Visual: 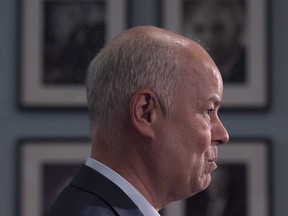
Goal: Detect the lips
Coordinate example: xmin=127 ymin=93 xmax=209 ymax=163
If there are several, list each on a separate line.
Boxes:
xmin=206 ymin=146 xmax=218 ymax=162
xmin=209 ymin=160 xmax=217 ymax=170
xmin=207 ymin=157 xmax=217 ymax=163
xmin=205 ymin=147 xmax=218 ymax=173
xmin=205 ymin=160 xmax=217 ymax=174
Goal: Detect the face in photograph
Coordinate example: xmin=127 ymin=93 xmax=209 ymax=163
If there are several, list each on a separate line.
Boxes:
xmin=44 ymin=2 xmax=105 ymax=85
xmin=183 ymin=1 xmax=246 ymax=83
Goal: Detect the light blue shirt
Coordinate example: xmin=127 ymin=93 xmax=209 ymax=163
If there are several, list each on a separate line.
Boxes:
xmin=85 ymin=158 xmax=161 ymax=216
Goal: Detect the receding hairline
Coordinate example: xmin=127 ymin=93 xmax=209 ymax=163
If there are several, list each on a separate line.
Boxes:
xmin=108 ymin=26 xmax=204 ymax=51
xmin=112 ymin=26 xmax=214 ymax=67
xmin=105 ymin=26 xmax=218 ymax=85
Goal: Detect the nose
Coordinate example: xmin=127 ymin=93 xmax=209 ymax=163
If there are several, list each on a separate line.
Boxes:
xmin=211 ymin=117 xmax=229 ymax=145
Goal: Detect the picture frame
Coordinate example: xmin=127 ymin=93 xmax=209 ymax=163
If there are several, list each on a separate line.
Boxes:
xmin=17 ymin=138 xmax=271 ymax=216
xmin=19 ymin=0 xmax=127 ymax=109
xmin=162 ymin=0 xmax=269 ymax=109
xmin=162 ymin=138 xmax=271 ymax=216
xmin=17 ymin=138 xmax=91 ymax=216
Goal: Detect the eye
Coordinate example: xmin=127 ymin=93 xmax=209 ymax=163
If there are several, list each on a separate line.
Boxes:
xmin=207 ymin=109 xmax=214 ymax=116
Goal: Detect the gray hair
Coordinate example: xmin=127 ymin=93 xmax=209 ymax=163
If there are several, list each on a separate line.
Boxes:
xmin=86 ymin=31 xmax=183 ymax=143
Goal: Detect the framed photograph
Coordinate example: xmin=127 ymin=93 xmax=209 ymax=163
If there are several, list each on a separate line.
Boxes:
xmin=162 ymin=0 xmax=269 ymax=109
xmin=17 ymin=139 xmax=91 ymax=216
xmin=163 ymin=139 xmax=271 ymax=216
xmin=19 ymin=0 xmax=127 ymax=108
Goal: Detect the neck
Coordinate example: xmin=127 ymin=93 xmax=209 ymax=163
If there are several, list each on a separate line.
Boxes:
xmin=91 ymin=140 xmax=166 ymax=210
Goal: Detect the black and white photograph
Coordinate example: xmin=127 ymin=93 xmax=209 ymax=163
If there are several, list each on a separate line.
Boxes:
xmin=44 ymin=1 xmax=106 ymax=85
xmin=182 ymin=1 xmax=246 ymax=83
xmin=19 ymin=0 xmax=126 ymax=108
xmin=162 ymin=0 xmax=268 ymax=109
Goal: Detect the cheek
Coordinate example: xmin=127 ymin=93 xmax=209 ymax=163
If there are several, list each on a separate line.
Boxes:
xmin=190 ymin=126 xmax=212 ymax=154
xmin=184 ymin=154 xmax=210 ymax=193
xmin=181 ymin=114 xmax=211 ymax=141
xmin=167 ymin=115 xmax=211 ymax=164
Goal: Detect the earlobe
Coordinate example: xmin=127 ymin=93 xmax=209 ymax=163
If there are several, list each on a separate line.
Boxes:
xmin=130 ymin=89 xmax=159 ymax=138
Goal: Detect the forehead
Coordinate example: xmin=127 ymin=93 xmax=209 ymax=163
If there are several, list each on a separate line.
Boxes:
xmin=178 ymin=48 xmax=223 ymax=102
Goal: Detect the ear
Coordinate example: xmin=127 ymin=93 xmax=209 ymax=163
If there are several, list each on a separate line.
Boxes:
xmin=130 ymin=89 xmax=160 ymax=139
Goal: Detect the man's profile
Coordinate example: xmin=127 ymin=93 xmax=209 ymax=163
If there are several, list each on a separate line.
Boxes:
xmin=48 ymin=26 xmax=229 ymax=216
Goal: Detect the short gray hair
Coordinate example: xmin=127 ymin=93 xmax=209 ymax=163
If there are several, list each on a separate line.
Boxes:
xmin=86 ymin=32 xmax=183 ymax=143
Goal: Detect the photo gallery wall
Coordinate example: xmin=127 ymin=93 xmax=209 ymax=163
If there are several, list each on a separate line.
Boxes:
xmin=17 ymin=1 xmax=271 ymax=216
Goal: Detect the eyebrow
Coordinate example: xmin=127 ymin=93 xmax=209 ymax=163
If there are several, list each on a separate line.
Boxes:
xmin=207 ymin=95 xmax=221 ymax=107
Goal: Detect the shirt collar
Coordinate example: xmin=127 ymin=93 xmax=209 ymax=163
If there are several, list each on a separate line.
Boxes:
xmin=85 ymin=158 xmax=161 ymax=216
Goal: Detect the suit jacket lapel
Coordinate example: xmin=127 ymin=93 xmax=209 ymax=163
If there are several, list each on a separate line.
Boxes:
xmin=70 ymin=165 xmax=144 ymax=216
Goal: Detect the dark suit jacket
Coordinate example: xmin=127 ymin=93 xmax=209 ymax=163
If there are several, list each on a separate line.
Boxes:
xmin=47 ymin=165 xmax=144 ymax=216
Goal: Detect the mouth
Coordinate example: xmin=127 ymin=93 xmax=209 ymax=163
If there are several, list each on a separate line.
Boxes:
xmin=206 ymin=157 xmax=218 ymax=173
xmin=207 ymin=150 xmax=218 ymax=162
xmin=206 ymin=160 xmax=217 ymax=173
xmin=205 ymin=147 xmax=218 ymax=172
xmin=207 ymin=157 xmax=217 ymax=163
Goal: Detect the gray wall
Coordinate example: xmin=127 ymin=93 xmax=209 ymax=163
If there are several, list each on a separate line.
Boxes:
xmin=0 ymin=0 xmax=287 ymax=215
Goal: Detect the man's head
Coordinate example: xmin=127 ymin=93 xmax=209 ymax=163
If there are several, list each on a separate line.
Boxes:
xmin=86 ymin=26 xmax=185 ymax=142
xmin=86 ymin=26 xmax=229 ymax=208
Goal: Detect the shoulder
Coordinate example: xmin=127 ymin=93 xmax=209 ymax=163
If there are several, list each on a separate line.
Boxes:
xmin=47 ymin=185 xmax=117 ymax=216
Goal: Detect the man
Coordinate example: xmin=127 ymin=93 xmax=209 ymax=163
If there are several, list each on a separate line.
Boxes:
xmin=48 ymin=26 xmax=229 ymax=216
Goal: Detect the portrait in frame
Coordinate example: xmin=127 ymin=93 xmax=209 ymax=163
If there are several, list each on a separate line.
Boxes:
xmin=17 ymin=138 xmax=271 ymax=216
xmin=19 ymin=0 xmax=127 ymax=108
xmin=162 ymin=0 xmax=269 ymax=109
xmin=17 ymin=138 xmax=90 ymax=216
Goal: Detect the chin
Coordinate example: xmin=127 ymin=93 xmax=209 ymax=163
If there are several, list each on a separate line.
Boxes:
xmin=200 ymin=174 xmax=212 ymax=192
xmin=181 ymin=174 xmax=212 ymax=200
xmin=188 ymin=175 xmax=212 ymax=198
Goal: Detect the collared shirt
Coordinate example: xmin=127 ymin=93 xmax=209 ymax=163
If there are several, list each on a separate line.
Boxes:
xmin=85 ymin=158 xmax=161 ymax=216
